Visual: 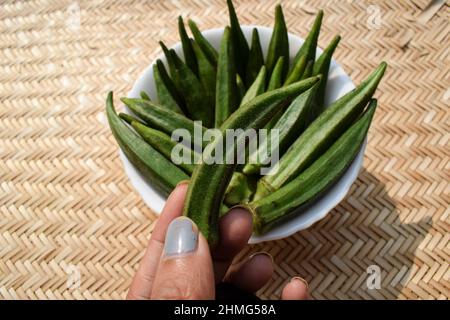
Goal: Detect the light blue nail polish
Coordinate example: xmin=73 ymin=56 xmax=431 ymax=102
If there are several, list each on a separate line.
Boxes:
xmin=164 ymin=217 xmax=198 ymax=257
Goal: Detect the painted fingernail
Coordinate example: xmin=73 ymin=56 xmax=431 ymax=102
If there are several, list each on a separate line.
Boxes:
xmin=164 ymin=217 xmax=198 ymax=257
xmin=176 ymin=179 xmax=190 ymax=187
xmin=249 ymin=251 xmax=274 ymax=264
xmin=290 ymin=276 xmax=309 ymax=289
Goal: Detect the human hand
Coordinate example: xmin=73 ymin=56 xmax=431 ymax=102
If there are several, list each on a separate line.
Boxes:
xmin=127 ymin=182 xmax=310 ymax=300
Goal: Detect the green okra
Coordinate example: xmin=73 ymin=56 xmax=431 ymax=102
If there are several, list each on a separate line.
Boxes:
xmin=245 ymin=28 xmax=264 ymax=87
xmin=183 ymin=75 xmax=321 ymax=246
xmin=301 ymin=60 xmax=314 ymax=80
xmin=140 ymin=91 xmax=151 ymax=101
xmin=159 ymin=42 xmax=178 ymax=78
xmin=263 ymin=107 xmax=285 ymax=131
xmin=284 ymin=55 xmax=307 ymax=86
xmin=243 ymin=81 xmax=320 ymax=175
xmin=215 ymin=27 xmax=239 ymax=127
xmin=131 ymin=121 xmax=198 ymax=174
xmin=311 ymin=35 xmax=341 ymax=119
xmin=266 ymin=4 xmax=289 ymax=80
xmin=188 ymin=19 xmax=218 ymax=66
xmin=119 ymin=112 xmax=146 ymax=126
xmin=248 ymin=99 xmax=378 ymax=234
xmin=106 ymin=92 xmax=188 ymax=196
xmin=289 ymin=10 xmax=323 ymax=78
xmin=224 ymin=172 xmax=255 ymax=206
xmin=227 ymin=0 xmax=249 ymax=80
xmin=153 ymin=59 xmax=184 ymax=114
xmin=178 ymin=16 xmax=198 ymax=75
xmin=169 ymin=48 xmax=214 ymax=127
xmin=254 ymin=62 xmax=387 ymax=200
xmin=191 ymin=39 xmax=216 ymax=112
xmin=236 ymin=74 xmax=246 ymax=103
xmin=267 ymin=56 xmax=285 ymax=91
xmin=121 ymin=97 xmax=208 ymax=147
xmin=240 ymin=65 xmax=266 ymax=107
xmin=123 ymin=115 xmax=254 ymax=207
xmin=126 ymin=117 xmax=248 ymax=206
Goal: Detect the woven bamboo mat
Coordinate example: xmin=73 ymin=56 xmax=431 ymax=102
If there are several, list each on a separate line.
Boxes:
xmin=0 ymin=0 xmax=449 ymax=300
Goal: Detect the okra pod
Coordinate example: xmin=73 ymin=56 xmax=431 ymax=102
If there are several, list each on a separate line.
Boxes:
xmin=243 ymin=82 xmax=320 ymax=175
xmin=153 ymin=59 xmax=185 ymax=114
xmin=106 ymin=92 xmax=188 ymax=196
xmin=215 ymin=27 xmax=239 ymax=127
xmin=283 ymin=55 xmax=307 ymax=86
xmin=301 ymin=60 xmax=314 ymax=80
xmin=188 ymin=19 xmax=218 ymax=66
xmin=266 ymin=5 xmax=289 ymax=80
xmin=240 ymin=65 xmax=266 ymax=107
xmin=236 ymin=74 xmax=246 ymax=104
xmin=131 ymin=121 xmax=198 ymax=174
xmin=169 ymin=48 xmax=215 ymax=127
xmin=119 ymin=112 xmax=146 ymax=126
xmin=227 ymin=0 xmax=249 ymax=80
xmin=245 ymin=28 xmax=264 ymax=87
xmin=140 ymin=91 xmax=151 ymax=101
xmin=128 ymin=117 xmax=248 ymax=206
xmin=183 ymin=76 xmax=321 ymax=246
xmin=121 ymin=97 xmax=207 ymax=147
xmin=254 ymin=62 xmax=387 ymax=200
xmin=267 ymin=56 xmax=285 ymax=91
xmin=178 ymin=16 xmax=198 ymax=75
xmin=191 ymin=39 xmax=216 ymax=113
xmin=311 ymin=35 xmax=341 ymax=118
xmin=248 ymin=99 xmax=378 ymax=234
xmin=289 ymin=10 xmax=323 ymax=78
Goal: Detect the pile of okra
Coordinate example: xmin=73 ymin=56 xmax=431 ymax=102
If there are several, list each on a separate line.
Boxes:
xmin=106 ymin=0 xmax=387 ymax=246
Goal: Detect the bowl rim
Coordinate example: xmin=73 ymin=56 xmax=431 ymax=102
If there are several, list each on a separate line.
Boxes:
xmin=120 ymin=25 xmax=362 ymax=244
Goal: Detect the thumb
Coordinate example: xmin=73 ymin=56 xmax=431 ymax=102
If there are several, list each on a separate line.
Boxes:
xmin=151 ymin=216 xmax=215 ymax=300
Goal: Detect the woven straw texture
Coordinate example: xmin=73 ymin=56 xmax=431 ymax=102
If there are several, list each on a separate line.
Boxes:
xmin=0 ymin=0 xmax=449 ymax=300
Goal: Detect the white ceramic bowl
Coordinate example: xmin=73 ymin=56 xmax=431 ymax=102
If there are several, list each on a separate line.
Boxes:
xmin=120 ymin=26 xmax=363 ymax=244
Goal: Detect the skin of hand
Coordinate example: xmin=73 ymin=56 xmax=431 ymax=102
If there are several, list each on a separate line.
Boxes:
xmin=127 ymin=181 xmax=311 ymax=300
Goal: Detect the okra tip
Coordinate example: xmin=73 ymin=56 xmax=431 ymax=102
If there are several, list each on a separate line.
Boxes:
xmin=332 ymin=35 xmax=341 ymax=45
xmin=119 ymin=96 xmax=131 ymax=105
xmin=106 ymin=91 xmax=113 ymax=104
xmin=372 ymin=61 xmax=388 ymax=80
xmin=187 ymin=18 xmax=197 ymax=30
xmin=119 ymin=112 xmax=133 ymax=124
xmin=316 ymin=9 xmax=324 ymax=20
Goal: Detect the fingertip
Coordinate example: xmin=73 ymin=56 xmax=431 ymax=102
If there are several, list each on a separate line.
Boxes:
xmin=281 ymin=277 xmax=310 ymax=300
xmin=219 ymin=207 xmax=253 ymax=249
xmin=151 ymin=217 xmax=215 ymax=300
xmin=227 ymin=252 xmax=274 ymax=293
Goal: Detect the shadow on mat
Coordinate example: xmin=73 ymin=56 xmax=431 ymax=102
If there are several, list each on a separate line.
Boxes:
xmin=252 ymin=168 xmax=432 ymax=299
